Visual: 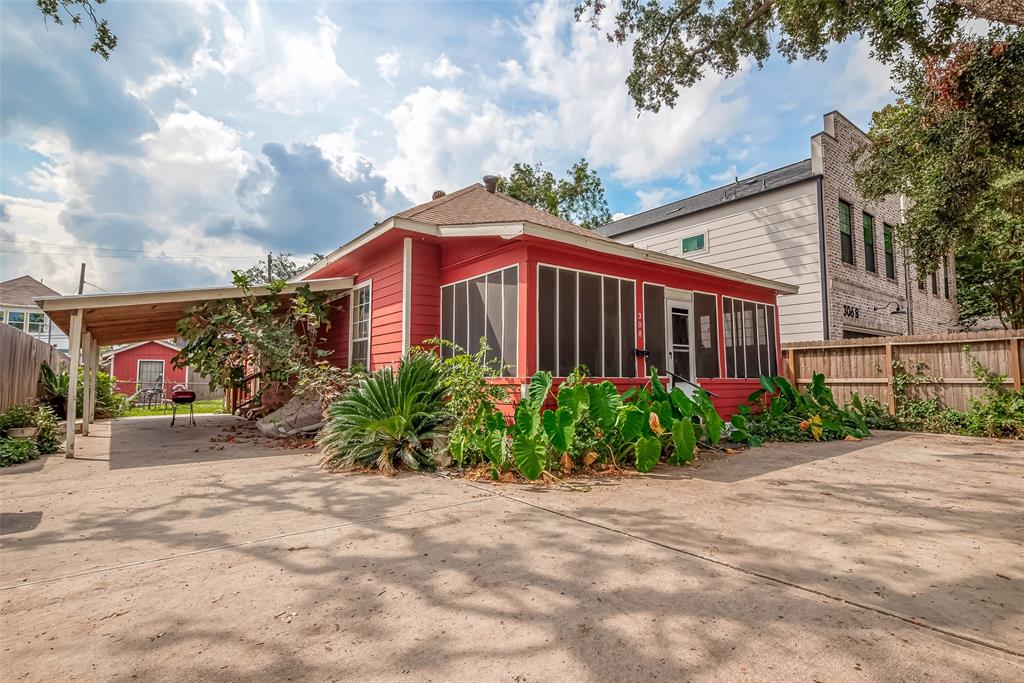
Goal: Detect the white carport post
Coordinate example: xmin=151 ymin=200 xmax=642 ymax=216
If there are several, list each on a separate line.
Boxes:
xmin=81 ymin=332 xmax=93 ymax=436
xmin=65 ymin=309 xmax=83 ymax=458
xmin=90 ymin=343 xmax=100 ymax=424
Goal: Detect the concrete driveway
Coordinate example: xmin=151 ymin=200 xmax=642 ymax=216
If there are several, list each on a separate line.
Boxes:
xmin=1 ymin=415 xmax=1021 ymax=681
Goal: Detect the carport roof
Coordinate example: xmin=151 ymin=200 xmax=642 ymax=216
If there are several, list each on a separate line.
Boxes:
xmin=34 ymin=277 xmax=354 ymax=345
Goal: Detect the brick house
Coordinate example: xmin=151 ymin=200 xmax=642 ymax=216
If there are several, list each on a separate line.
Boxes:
xmin=596 ymin=111 xmax=958 ymax=341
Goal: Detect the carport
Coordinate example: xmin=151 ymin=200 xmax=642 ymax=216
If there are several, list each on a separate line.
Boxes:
xmin=34 ymin=277 xmax=353 ymax=456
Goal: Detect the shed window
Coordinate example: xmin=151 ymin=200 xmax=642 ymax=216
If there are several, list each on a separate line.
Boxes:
xmin=883 ymin=224 xmax=896 ymax=279
xmin=349 ymin=283 xmax=372 ymax=370
xmin=863 ymin=212 xmax=876 ymax=273
xmin=6 ymin=311 xmax=25 ymax=331
xmin=723 ymin=296 xmax=778 ymax=379
xmin=681 ymin=233 xmax=706 ymax=254
xmin=839 ymin=201 xmax=854 ymax=265
xmin=440 ymin=265 xmax=518 ymax=375
xmin=537 ymin=265 xmax=635 ymax=377
xmin=693 ymin=292 xmax=720 ymax=378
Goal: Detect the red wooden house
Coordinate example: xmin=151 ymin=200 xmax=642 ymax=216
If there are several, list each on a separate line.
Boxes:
xmin=104 ymin=340 xmax=187 ymax=399
xmin=303 ymin=177 xmax=797 ymax=418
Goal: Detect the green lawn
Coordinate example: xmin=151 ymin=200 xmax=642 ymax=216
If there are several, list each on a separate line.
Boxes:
xmin=122 ymin=399 xmax=225 ymax=418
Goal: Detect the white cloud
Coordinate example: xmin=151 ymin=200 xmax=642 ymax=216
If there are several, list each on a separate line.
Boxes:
xmin=251 ymin=12 xmax=357 ymax=114
xmin=635 ymin=188 xmax=677 ymax=211
xmin=375 ymin=50 xmax=401 ymax=85
xmin=828 ymin=40 xmax=897 ymax=116
xmin=426 ymin=53 xmax=465 ymax=79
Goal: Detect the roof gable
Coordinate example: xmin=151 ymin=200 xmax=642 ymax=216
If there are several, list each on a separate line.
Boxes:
xmin=0 ymin=275 xmax=60 ymax=306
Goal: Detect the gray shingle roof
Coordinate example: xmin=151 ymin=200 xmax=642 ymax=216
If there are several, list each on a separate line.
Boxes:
xmin=597 ymin=159 xmax=817 ymax=238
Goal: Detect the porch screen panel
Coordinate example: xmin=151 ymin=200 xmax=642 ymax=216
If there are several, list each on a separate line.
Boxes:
xmin=643 ymin=284 xmax=666 ymax=375
xmin=756 ymin=304 xmax=770 ymax=375
xmin=440 ymin=286 xmax=454 ymax=358
xmin=538 ymin=266 xmax=557 ymax=373
xmin=742 ymin=301 xmax=758 ymax=378
xmin=693 ymin=292 xmax=720 ymax=378
xmin=485 ymin=272 xmax=502 ymax=367
xmin=766 ymin=306 xmax=778 ymax=376
xmin=723 ymin=298 xmax=736 ymax=378
xmin=502 ymin=266 xmax=518 ymax=375
xmin=453 ymin=281 xmax=468 ymax=351
xmin=440 ymin=267 xmax=519 ymax=374
xmin=468 ymin=277 xmax=486 ymax=355
xmin=577 ymin=273 xmax=601 ymax=374
xmin=602 ymin=277 xmax=620 ymax=376
xmin=619 ymin=280 xmax=636 ymax=377
xmin=557 ymin=269 xmax=577 ymax=376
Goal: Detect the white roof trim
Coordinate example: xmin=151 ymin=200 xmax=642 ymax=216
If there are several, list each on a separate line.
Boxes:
xmin=102 ymin=339 xmax=181 ymax=359
xmin=35 ymin=276 xmax=355 ymax=312
xmin=293 ymin=217 xmax=438 ymax=281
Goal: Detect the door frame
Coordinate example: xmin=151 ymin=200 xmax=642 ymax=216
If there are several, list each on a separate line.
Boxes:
xmin=665 ymin=298 xmax=696 ymax=391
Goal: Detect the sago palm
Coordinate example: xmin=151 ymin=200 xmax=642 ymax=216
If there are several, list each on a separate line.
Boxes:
xmin=319 ymin=351 xmax=451 ymax=474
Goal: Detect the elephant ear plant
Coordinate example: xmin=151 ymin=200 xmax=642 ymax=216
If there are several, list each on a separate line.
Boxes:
xmin=740 ymin=374 xmax=870 ymax=442
xmin=319 ymin=351 xmax=452 ymax=475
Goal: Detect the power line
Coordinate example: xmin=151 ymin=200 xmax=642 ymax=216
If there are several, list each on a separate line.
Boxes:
xmin=0 ymin=249 xmax=259 ymax=261
xmin=0 ymin=239 xmax=264 ymax=260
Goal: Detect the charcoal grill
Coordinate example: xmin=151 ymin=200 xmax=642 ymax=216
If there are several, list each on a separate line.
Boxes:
xmin=170 ymin=387 xmax=197 ymax=427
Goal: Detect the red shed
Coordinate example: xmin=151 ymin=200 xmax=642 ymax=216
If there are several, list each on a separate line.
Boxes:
xmin=303 ymin=180 xmax=798 ymax=418
xmin=104 ymin=340 xmax=188 ymax=399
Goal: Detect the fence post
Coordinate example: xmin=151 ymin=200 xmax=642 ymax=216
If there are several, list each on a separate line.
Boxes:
xmin=884 ymin=342 xmax=896 ymax=416
xmin=1011 ymin=337 xmax=1022 ymax=390
xmin=787 ymin=348 xmax=798 ymax=386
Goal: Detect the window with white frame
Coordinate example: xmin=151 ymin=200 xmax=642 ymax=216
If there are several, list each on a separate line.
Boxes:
xmin=28 ymin=312 xmax=46 ymax=334
xmin=6 ymin=311 xmax=26 ymax=331
xmin=722 ymin=296 xmax=778 ymax=379
xmin=349 ymin=284 xmax=371 ymax=370
xmin=440 ymin=266 xmax=518 ymax=375
xmin=681 ymin=232 xmax=707 ymax=255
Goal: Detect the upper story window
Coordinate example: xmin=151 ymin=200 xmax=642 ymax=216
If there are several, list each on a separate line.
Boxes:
xmin=681 ymin=233 xmax=707 ymax=255
xmin=931 ymin=271 xmax=938 ymax=295
xmin=883 ymin=224 xmax=896 ymax=280
xmin=6 ymin=311 xmax=26 ymax=331
xmin=942 ymin=256 xmax=950 ymax=299
xmin=349 ymin=283 xmax=372 ymax=370
xmin=838 ymin=200 xmax=854 ymax=264
xmin=862 ymin=212 xmax=876 ymax=273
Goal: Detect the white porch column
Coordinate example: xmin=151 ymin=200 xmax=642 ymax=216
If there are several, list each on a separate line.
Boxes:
xmin=90 ymin=343 xmax=100 ymax=423
xmin=65 ymin=310 xmax=83 ymax=458
xmin=81 ymin=332 xmax=92 ymax=436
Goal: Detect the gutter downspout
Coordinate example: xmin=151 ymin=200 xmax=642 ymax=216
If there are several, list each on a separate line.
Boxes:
xmin=816 ymin=177 xmax=830 ymax=340
xmin=899 ymin=195 xmax=914 ymax=335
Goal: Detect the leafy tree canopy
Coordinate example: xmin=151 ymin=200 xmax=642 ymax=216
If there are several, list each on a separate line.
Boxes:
xmin=576 ymin=0 xmax=1023 ymax=113
xmin=239 ymin=252 xmax=325 ymax=285
xmin=37 ymin=0 xmax=117 ymax=59
xmin=497 ymin=158 xmax=613 ymax=229
xmin=854 ymin=31 xmax=1023 ymax=327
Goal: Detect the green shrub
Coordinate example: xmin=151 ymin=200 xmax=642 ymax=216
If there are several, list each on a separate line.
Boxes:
xmin=0 ymin=404 xmax=62 ymax=455
xmin=319 ymin=351 xmax=452 ymax=474
xmin=39 ymin=362 xmax=129 ymax=419
xmin=0 ymin=438 xmax=40 ymax=467
xmin=847 ymin=393 xmax=902 ymax=430
xmin=740 ymin=374 xmax=871 ymax=443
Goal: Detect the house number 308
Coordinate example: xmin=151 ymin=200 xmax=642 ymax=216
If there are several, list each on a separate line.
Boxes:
xmin=843 ymin=305 xmax=860 ymax=319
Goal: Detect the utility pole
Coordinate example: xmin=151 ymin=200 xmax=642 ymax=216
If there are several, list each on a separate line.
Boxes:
xmin=77 ymin=263 xmax=86 ymax=295
xmin=267 ymin=253 xmax=272 ymax=283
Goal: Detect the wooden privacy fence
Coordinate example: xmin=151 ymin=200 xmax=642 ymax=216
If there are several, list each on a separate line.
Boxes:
xmin=0 ymin=323 xmax=71 ymax=411
xmin=782 ymin=330 xmax=1023 ymax=413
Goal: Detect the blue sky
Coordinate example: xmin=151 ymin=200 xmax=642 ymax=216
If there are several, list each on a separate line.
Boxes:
xmin=0 ymin=0 xmax=896 ymax=294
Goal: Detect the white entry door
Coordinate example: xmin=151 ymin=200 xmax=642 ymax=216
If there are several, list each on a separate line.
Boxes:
xmin=666 ymin=300 xmax=697 ymax=395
